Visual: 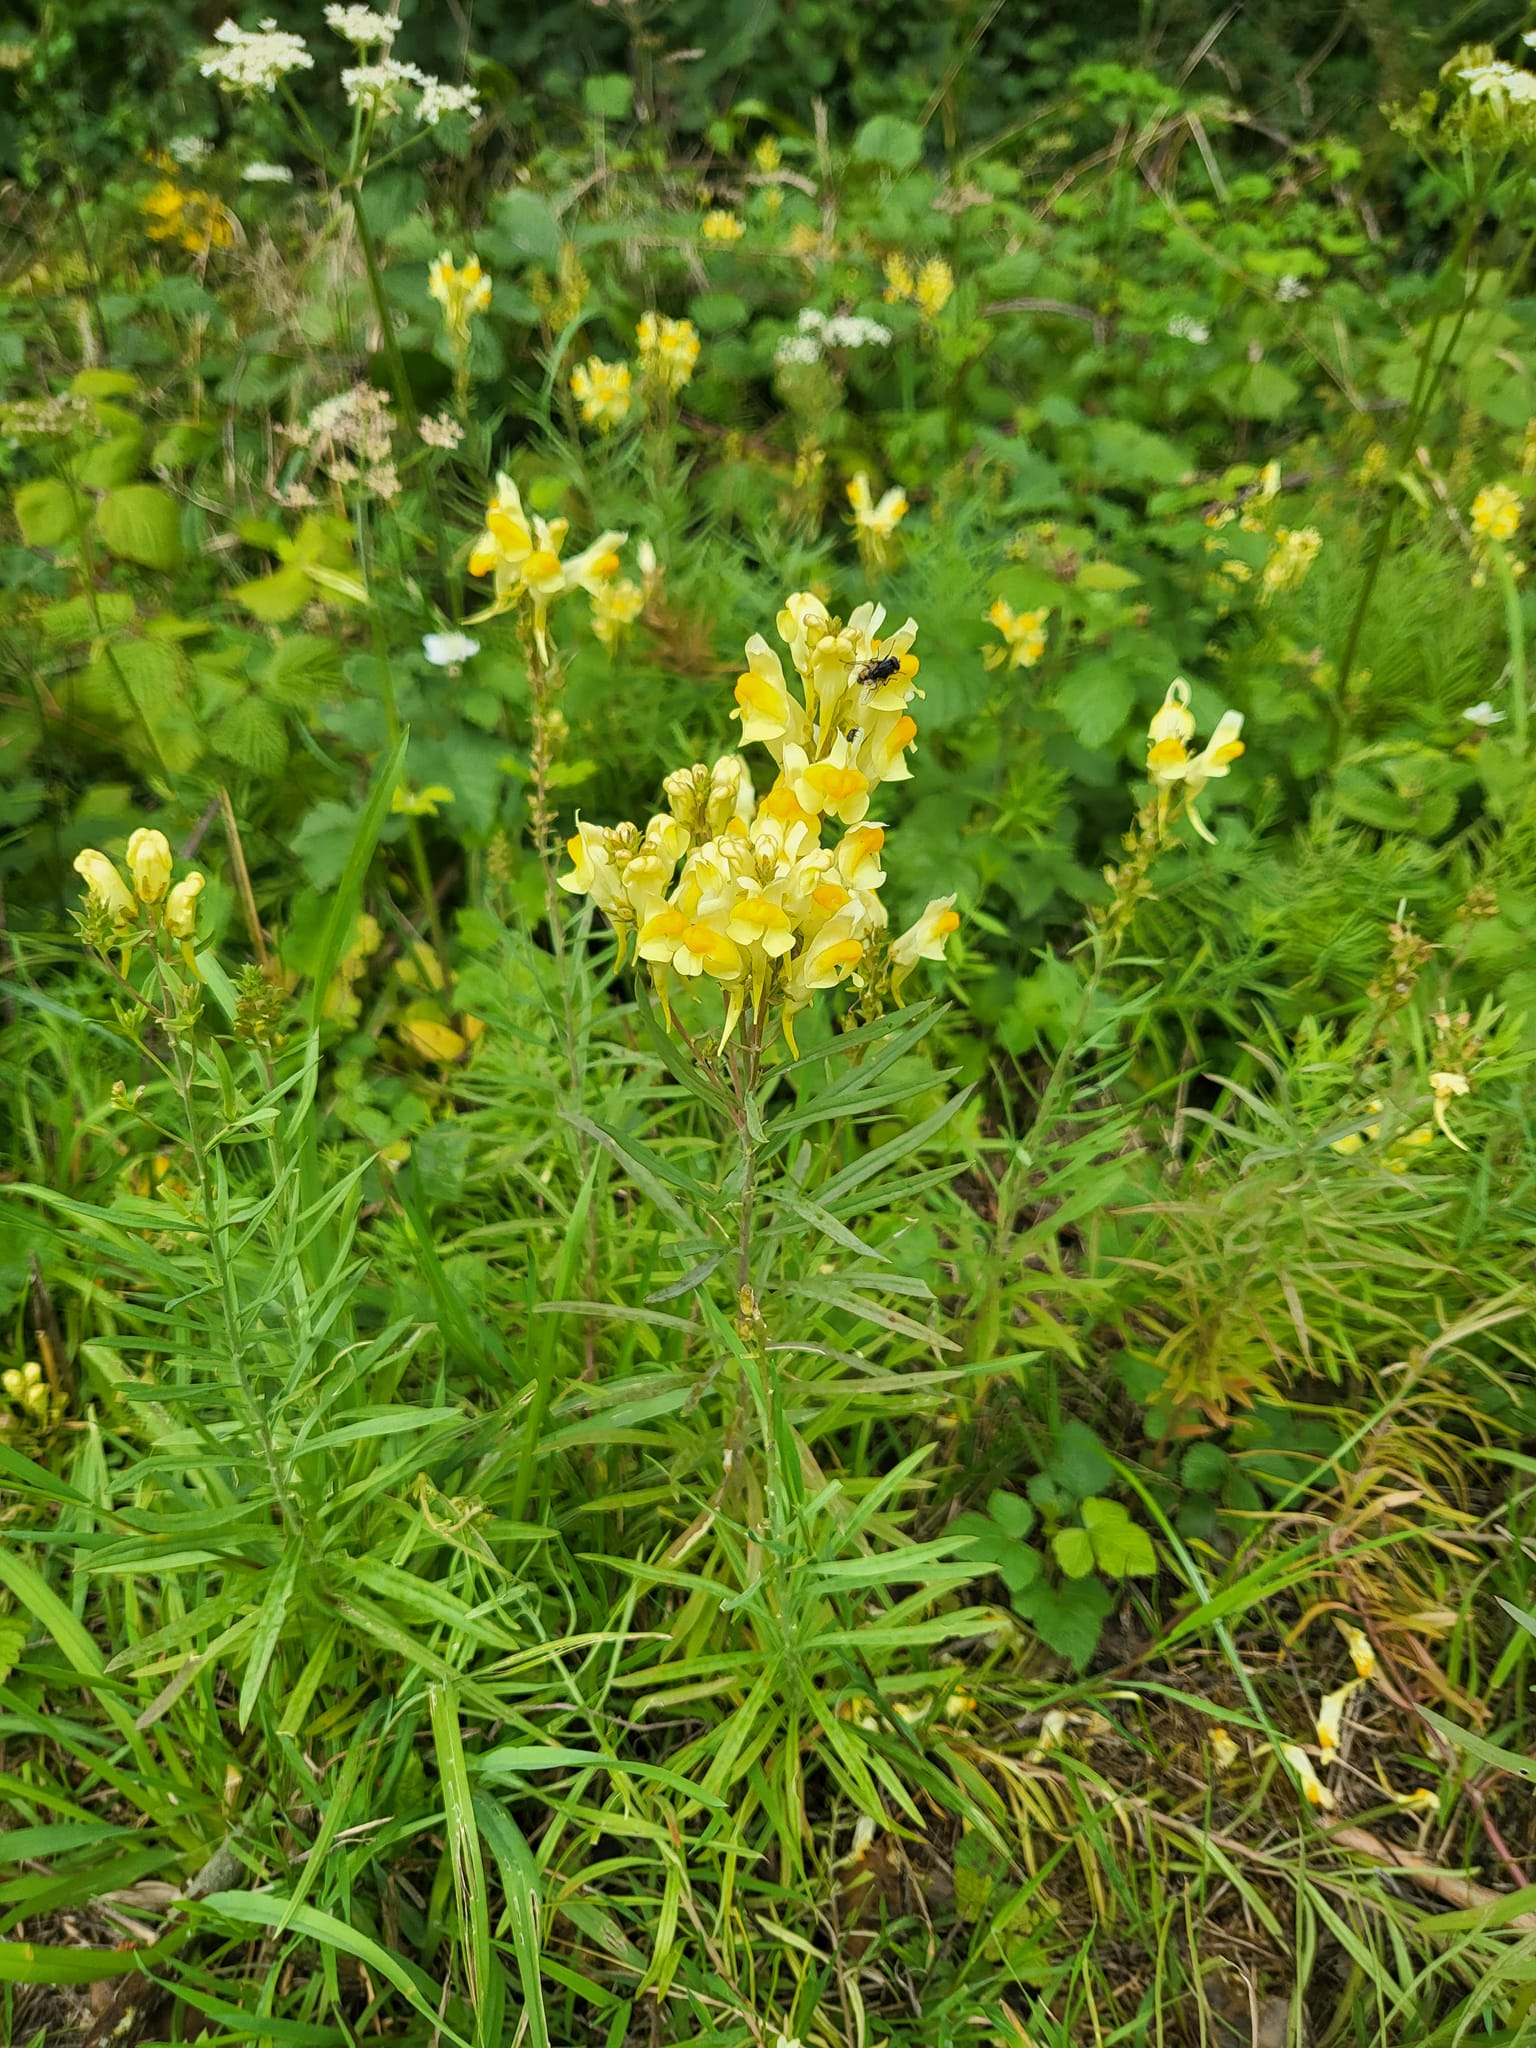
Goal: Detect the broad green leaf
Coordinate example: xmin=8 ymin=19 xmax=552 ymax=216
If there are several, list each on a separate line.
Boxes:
xmin=1052 ymin=1526 xmax=1096 ymax=1579
xmin=853 ymin=114 xmax=923 ymax=172
xmin=14 ymin=478 xmax=83 ymax=547
xmin=232 ymin=564 xmax=313 ymax=622
xmin=76 ymin=429 xmax=145 ymax=490
xmin=95 ymin=483 xmax=184 ymax=569
xmin=1014 ymin=1577 xmax=1112 ymax=1671
xmin=1081 ymin=1496 xmax=1156 ymax=1577
xmin=987 ymin=1489 xmax=1035 ymax=1541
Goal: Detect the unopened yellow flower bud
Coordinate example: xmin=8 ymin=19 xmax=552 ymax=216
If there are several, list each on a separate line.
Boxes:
xmin=164 ymin=871 xmax=205 ymax=940
xmin=126 ymin=827 xmax=174 ymax=905
xmin=73 ymin=848 xmax=136 ymax=923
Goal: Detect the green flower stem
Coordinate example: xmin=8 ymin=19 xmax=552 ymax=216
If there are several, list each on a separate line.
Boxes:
xmin=1490 ymin=538 xmax=1528 ymax=754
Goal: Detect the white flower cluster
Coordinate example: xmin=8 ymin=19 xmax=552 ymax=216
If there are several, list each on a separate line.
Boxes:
xmin=199 ymin=18 xmax=314 ymax=93
xmin=774 ymin=306 xmax=892 ymax=368
xmin=324 ymin=3 xmax=398 ymax=42
xmin=1459 ymin=58 xmax=1536 ymax=103
xmin=341 ymin=58 xmax=479 ymax=125
xmin=242 ymin=160 xmax=294 ymax=183
xmin=1275 ymin=274 xmax=1311 ymax=303
xmin=168 ymin=135 xmax=212 ymax=167
xmin=1167 ymin=313 xmax=1211 ymax=344
xmin=288 ymin=384 xmax=399 ymax=496
xmin=418 ymin=411 xmax=464 ymax=449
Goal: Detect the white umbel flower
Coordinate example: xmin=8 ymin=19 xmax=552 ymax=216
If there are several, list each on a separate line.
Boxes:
xmin=199 ymin=18 xmax=313 ymax=93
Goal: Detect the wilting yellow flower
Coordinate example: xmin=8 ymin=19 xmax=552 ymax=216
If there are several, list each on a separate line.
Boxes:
xmin=569 ymin=356 xmax=633 ymax=430
xmin=427 ymin=252 xmax=491 ymax=344
xmin=847 ymin=472 xmax=908 ymax=568
xmin=126 ymin=828 xmax=173 ymax=905
xmin=890 ymin=895 xmax=960 ymax=1004
xmin=1262 ymin=526 xmax=1322 ymax=599
xmin=73 ymin=849 xmax=136 ymax=924
xmin=1429 ymin=1069 xmax=1470 ymax=1149
xmin=701 ymin=209 xmax=744 ymax=244
xmin=883 ymin=252 xmax=915 ymax=302
xmin=1145 ymin=679 xmax=1244 ymax=842
xmin=1343 ymin=1625 xmax=1376 ymax=1682
xmin=914 ymin=257 xmax=954 ymax=317
xmin=986 ymin=598 xmax=1050 ymax=670
xmin=1315 ymin=1681 xmax=1360 ymax=1760
xmin=636 ymin=312 xmax=700 ymax=394
xmin=164 ymin=872 xmax=206 ymax=940
xmin=1471 ymin=483 xmax=1522 ymax=542
xmin=1278 ymin=1743 xmax=1335 ymax=1811
xmin=1209 ymin=1727 xmax=1241 ymax=1774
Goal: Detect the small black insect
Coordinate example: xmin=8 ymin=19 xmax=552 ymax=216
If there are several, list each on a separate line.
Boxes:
xmin=856 ymin=654 xmax=902 ymax=689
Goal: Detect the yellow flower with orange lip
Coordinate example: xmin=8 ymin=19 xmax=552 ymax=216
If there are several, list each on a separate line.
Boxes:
xmin=889 ymin=895 xmax=960 ymax=1003
xmin=427 ymin=251 xmax=491 ymax=344
xmin=465 ymin=472 xmax=626 ymax=652
xmin=784 ymin=735 xmax=872 ymax=825
xmin=570 ymin=356 xmax=633 ymax=430
xmin=1146 ymin=679 xmax=1245 ymax=842
xmin=636 ymin=312 xmax=700 ymax=393
xmin=846 ymin=472 xmax=909 ymax=567
xmin=986 ymin=598 xmax=1050 ymax=671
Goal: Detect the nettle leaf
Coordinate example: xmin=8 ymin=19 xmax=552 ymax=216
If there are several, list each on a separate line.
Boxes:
xmin=232 ymin=564 xmax=313 ymax=623
xmin=96 ymin=484 xmax=184 ymax=570
xmin=260 ymin=632 xmax=341 ymax=704
xmin=853 ymin=114 xmax=923 ymax=173
xmin=1080 ymin=1496 xmax=1156 ymax=1577
xmin=14 ymin=478 xmax=84 ymax=548
xmin=1058 ymin=658 xmax=1133 ymax=748
xmin=76 ymin=430 xmax=146 ymax=491
xmin=1052 ymin=1526 xmax=1096 ymax=1579
xmin=209 ymin=695 xmax=288 ymax=775
xmin=1014 ymin=1576 xmax=1112 ymax=1672
xmin=987 ymin=1489 xmax=1035 ymax=1541
xmin=38 ymin=592 xmax=136 ymax=641
xmin=1180 ymin=1443 xmax=1229 ymax=1493
xmin=78 ymin=636 xmax=189 ymax=718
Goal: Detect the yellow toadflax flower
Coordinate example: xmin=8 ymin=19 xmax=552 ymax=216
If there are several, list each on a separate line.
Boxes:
xmin=126 ymin=828 xmax=173 ymax=905
xmin=73 ymin=848 xmax=137 ymax=925
xmin=1342 ymin=1625 xmax=1376 ymax=1682
xmin=465 ymin=471 xmax=627 ymax=657
xmin=914 ymin=257 xmax=954 ymax=317
xmin=883 ymin=252 xmax=915 ymax=302
xmin=1145 ymin=679 xmax=1244 ymax=843
xmin=701 ymin=209 xmax=745 ymax=244
xmin=560 ymin=589 xmax=933 ymax=1053
xmin=164 ymin=872 xmax=206 ymax=940
xmin=890 ymin=896 xmax=960 ymax=1005
xmin=1208 ymin=1726 xmax=1241 ymax=1774
xmin=1429 ymin=1069 xmax=1471 ymax=1149
xmin=1471 ymin=483 xmax=1522 ymax=542
xmin=142 ymin=178 xmax=235 ymax=254
xmin=427 ymin=252 xmax=491 ymax=345
xmin=636 ymin=312 xmax=700 ymax=394
xmin=1261 ymin=525 xmax=1323 ymax=600
xmin=986 ymin=598 xmax=1050 ymax=670
xmin=1278 ymin=1743 xmax=1336 ymax=1811
xmin=569 ymin=356 xmax=633 ymax=431
xmin=1315 ymin=1681 xmax=1360 ymax=1761
xmin=846 ymin=472 xmax=909 ymax=571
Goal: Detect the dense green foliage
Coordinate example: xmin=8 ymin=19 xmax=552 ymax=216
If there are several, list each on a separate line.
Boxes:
xmin=4 ymin=5 xmax=1536 ymax=2046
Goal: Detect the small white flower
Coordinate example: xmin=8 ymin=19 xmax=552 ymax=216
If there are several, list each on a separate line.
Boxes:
xmin=823 ymin=314 xmax=892 ymax=348
xmin=168 ymin=135 xmax=212 ymax=167
xmin=1167 ymin=313 xmax=1211 ymax=344
xmin=1462 ymin=700 xmax=1505 ymax=727
xmin=415 ymin=75 xmax=480 ymax=125
xmin=341 ymin=57 xmax=424 ymax=111
xmin=199 ymin=18 xmax=313 ymax=93
xmin=1459 ymin=59 xmax=1536 ymax=103
xmin=324 ymin=3 xmax=398 ymax=43
xmin=797 ymin=308 xmax=826 ymax=334
xmin=423 ymin=630 xmax=481 ymax=668
xmin=1275 ymin=274 xmax=1312 ymax=303
xmin=774 ymin=334 xmax=822 ymax=367
xmin=242 ymin=161 xmax=294 ymax=183
xmin=418 ymin=411 xmax=464 ymax=449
